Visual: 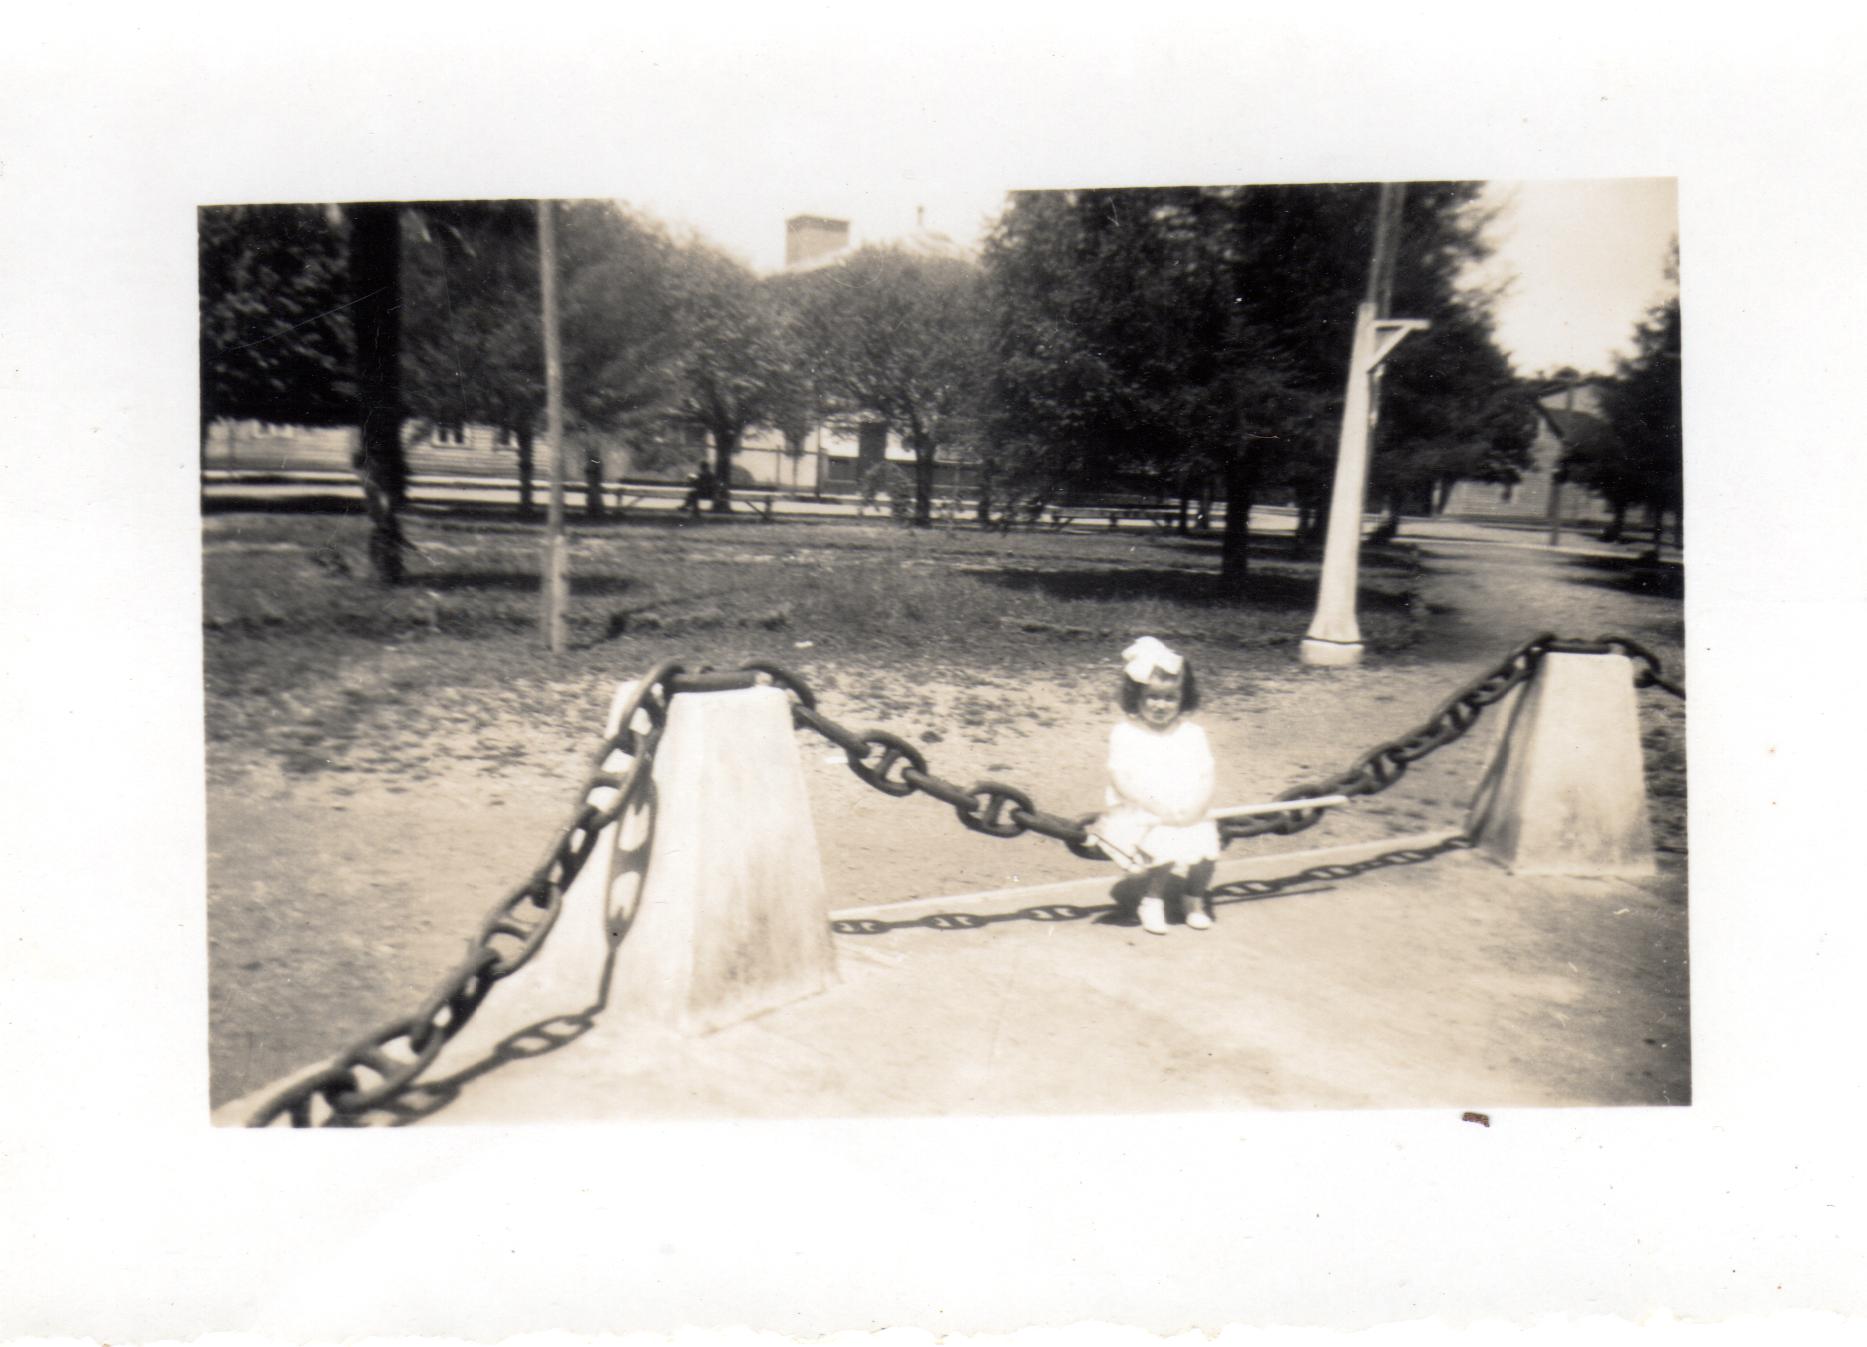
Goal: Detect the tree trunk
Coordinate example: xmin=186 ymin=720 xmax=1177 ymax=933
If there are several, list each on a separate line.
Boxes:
xmin=348 ymin=203 xmax=407 ymax=586
xmin=1219 ymin=446 xmax=1257 ymax=587
xmin=1295 ymin=485 xmax=1323 ymax=554
xmin=912 ymin=434 xmax=937 ymax=528
xmin=975 ymin=459 xmax=996 ymax=528
xmin=1367 ymin=497 xmax=1402 ymax=546
xmin=1177 ymin=491 xmax=1191 ymax=537
xmin=583 ymin=444 xmax=605 ymax=519
xmin=515 ymin=423 xmax=536 ymax=517
xmin=711 ymin=429 xmax=737 ymax=513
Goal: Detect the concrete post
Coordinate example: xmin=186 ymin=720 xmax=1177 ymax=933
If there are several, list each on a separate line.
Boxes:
xmin=1300 ymin=306 xmax=1429 ymax=669
xmin=609 ymin=684 xmax=837 ymax=1033
xmin=1300 ymin=300 xmax=1380 ymax=667
xmin=1467 ymin=653 xmax=1657 ymax=876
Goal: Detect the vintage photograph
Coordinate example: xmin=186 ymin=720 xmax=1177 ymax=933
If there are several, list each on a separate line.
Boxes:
xmin=200 ymin=180 xmax=1688 ymax=1128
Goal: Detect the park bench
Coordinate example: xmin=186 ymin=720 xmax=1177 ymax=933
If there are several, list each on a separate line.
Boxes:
xmin=1044 ymin=500 xmax=1180 ymax=532
xmin=615 ymin=481 xmax=785 ymax=521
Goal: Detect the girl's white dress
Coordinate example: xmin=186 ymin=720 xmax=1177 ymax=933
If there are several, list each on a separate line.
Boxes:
xmin=1096 ymin=717 xmax=1222 ymax=872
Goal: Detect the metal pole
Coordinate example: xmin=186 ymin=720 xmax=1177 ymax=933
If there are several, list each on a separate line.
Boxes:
xmin=1300 ymin=183 xmax=1407 ymax=669
xmin=538 ymin=199 xmax=568 ymax=653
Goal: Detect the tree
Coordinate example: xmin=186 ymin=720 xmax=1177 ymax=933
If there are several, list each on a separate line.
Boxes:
xmin=984 ymin=185 xmax=1370 ymax=580
xmin=796 ymin=244 xmax=990 ymax=527
xmin=1368 ymin=184 xmax=1536 ymax=527
xmin=1592 ymin=257 xmax=1683 ymax=547
xmin=200 ymin=200 xmax=412 ymax=584
xmin=666 ymin=240 xmax=797 ymax=514
xmin=556 ymin=204 xmax=689 ymax=514
xmin=401 ymin=200 xmax=685 ymax=520
xmin=344 ymin=203 xmax=410 ymax=584
xmin=198 ymin=204 xmax=355 ymax=444
xmin=985 ymin=189 xmax=1193 ymax=491
xmin=401 ymin=203 xmax=546 ymax=512
xmin=984 ymin=182 xmax=1530 ymax=580
xmin=205 ymin=198 xmax=689 ymax=575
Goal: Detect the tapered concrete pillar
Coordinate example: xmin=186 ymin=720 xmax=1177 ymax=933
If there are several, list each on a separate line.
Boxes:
xmin=609 ymin=684 xmax=836 ymax=1033
xmin=1467 ymin=653 xmax=1657 ymax=876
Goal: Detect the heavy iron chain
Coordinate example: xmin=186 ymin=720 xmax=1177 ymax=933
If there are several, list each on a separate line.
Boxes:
xmin=755 ymin=632 xmax=1684 ymax=854
xmin=747 ymin=661 xmax=1111 ymax=862
xmin=1210 ymin=632 xmax=1682 ymax=844
xmin=245 ymin=661 xmax=692 ymax=1128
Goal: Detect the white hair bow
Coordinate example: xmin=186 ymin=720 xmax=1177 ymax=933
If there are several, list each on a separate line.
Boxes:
xmin=1122 ymin=636 xmax=1183 ymax=682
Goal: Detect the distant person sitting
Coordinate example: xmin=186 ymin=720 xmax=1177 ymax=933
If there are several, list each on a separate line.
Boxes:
xmin=682 ymin=463 xmax=718 ymax=516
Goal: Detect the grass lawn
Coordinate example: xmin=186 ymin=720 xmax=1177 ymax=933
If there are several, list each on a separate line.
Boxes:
xmin=203 ymin=507 xmax=1424 ymax=775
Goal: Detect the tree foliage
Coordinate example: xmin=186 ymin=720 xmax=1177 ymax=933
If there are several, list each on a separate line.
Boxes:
xmin=1371 ymin=184 xmax=1538 ymax=518
xmin=1584 ymin=251 xmax=1683 ymax=539
xmin=198 ymin=204 xmax=355 ymax=433
xmin=792 ymin=244 xmax=989 ymax=526
xmin=664 ymin=239 xmax=804 ymax=512
xmin=401 ymin=200 xmax=686 ymax=515
xmin=983 ymin=182 xmax=1534 ymax=579
xmin=985 ymin=185 xmax=1362 ymax=577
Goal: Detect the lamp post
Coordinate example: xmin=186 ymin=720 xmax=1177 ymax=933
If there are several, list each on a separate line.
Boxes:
xmin=1299 ymin=184 xmax=1427 ymax=668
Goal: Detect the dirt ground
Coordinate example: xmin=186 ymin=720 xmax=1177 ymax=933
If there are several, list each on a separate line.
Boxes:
xmin=205 ymin=533 xmax=1686 ymax=1107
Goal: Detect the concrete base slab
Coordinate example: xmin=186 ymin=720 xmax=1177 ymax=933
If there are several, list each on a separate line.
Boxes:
xmin=1298 ymin=638 xmax=1365 ymax=668
xmin=254 ymin=830 xmax=1686 ymax=1125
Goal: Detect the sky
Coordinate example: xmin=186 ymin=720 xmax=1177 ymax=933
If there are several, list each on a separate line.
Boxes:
xmin=631 ymin=175 xmax=1677 ymax=382
xmin=1472 ymin=178 xmax=1679 ymax=377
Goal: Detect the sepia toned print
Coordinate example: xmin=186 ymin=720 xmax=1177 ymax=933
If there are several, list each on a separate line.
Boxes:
xmin=200 ymin=182 xmax=1685 ymax=1126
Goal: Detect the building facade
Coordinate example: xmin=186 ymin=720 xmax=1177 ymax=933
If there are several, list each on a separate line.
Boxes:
xmin=1439 ymin=382 xmax=1615 ymax=525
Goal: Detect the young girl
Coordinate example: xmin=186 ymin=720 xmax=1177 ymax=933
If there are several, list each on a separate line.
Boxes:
xmin=1093 ymin=636 xmax=1221 ymax=935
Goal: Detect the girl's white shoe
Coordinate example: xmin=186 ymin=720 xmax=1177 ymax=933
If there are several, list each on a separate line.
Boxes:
xmin=1139 ymin=896 xmax=1168 ymax=935
xmin=1184 ymin=896 xmax=1212 ymax=930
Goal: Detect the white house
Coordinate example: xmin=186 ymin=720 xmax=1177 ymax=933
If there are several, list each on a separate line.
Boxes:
xmin=1439 ymin=381 xmax=1615 ymax=525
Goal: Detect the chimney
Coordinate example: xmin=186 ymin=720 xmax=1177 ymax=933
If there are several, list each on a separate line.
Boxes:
xmin=785 ymin=214 xmax=850 ymax=268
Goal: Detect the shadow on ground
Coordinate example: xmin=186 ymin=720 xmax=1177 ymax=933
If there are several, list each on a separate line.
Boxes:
xmin=1558 ymin=553 xmax=1685 ymax=601
xmin=982 ymin=565 xmax=1414 ymax=613
xmin=419 ymin=571 xmax=640 ymax=597
xmin=830 ymin=836 xmax=1471 ymax=936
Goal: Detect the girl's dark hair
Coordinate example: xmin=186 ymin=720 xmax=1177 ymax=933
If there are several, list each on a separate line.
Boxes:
xmin=1118 ymin=662 xmax=1200 ymax=716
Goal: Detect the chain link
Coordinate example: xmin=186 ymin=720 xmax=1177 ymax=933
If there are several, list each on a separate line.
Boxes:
xmin=245 ymin=660 xmax=688 ymax=1127
xmin=760 ymin=632 xmax=1684 ymax=854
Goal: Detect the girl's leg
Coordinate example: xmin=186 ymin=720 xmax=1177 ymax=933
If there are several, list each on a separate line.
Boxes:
xmin=1182 ymin=860 xmax=1215 ymax=929
xmin=1138 ymin=866 xmax=1171 ymax=935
